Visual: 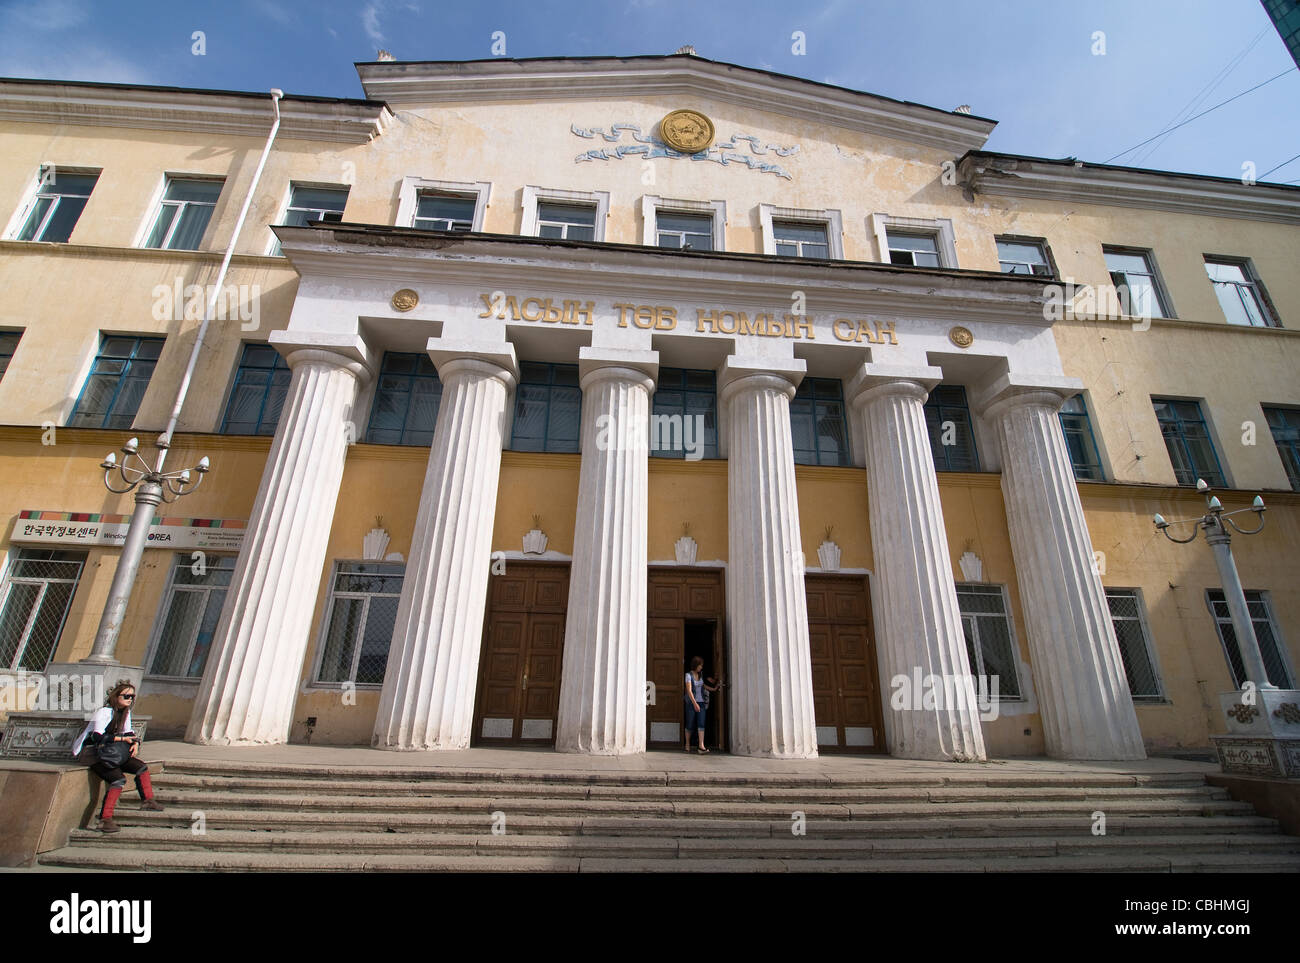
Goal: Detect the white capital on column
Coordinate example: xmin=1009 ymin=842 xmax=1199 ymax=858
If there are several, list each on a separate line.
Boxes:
xmin=556 ymin=347 xmax=657 ymax=754
xmin=187 ymin=333 xmax=373 ymax=745
xmin=848 ymin=364 xmax=986 ymax=761
xmin=977 ymin=375 xmax=1145 ymax=760
xmin=720 ymin=359 xmax=817 ymax=758
xmin=373 ymin=341 xmax=517 ymax=750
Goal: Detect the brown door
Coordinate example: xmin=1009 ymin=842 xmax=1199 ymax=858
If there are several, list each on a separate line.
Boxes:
xmin=648 ymin=617 xmax=684 ymax=747
xmin=806 ymin=574 xmax=885 ymax=753
xmin=474 ymin=563 xmax=569 ymax=745
xmin=646 ymin=568 xmax=726 ymax=750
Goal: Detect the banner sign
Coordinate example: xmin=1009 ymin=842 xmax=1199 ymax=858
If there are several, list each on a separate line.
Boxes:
xmin=14 ymin=510 xmax=246 ymax=551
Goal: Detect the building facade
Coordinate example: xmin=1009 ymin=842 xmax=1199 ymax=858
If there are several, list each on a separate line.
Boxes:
xmin=0 ymin=55 xmax=1297 ymax=760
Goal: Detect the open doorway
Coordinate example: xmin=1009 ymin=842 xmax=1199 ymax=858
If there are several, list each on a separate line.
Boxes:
xmin=646 ymin=568 xmax=727 ymax=751
xmin=684 ymin=619 xmax=725 ymax=751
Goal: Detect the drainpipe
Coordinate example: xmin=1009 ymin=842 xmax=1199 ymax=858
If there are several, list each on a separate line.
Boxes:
xmin=84 ymin=89 xmax=285 ymax=665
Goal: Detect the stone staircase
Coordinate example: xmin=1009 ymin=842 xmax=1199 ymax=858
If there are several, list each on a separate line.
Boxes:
xmin=38 ymin=759 xmax=1300 ymax=872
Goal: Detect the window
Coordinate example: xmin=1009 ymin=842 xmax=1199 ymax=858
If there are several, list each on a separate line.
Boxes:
xmin=790 ymin=377 xmax=849 ymax=466
xmin=521 ymin=186 xmax=608 ymax=242
xmin=396 ymin=177 xmax=490 ymax=232
xmin=1103 ymin=247 xmax=1171 ymax=319
xmin=1104 ymin=589 xmax=1163 ymax=700
xmin=510 ymin=362 xmax=580 ymax=452
xmin=414 ymin=192 xmax=476 ymax=232
xmin=315 ymin=562 xmax=405 ymax=685
xmin=956 ymin=584 xmax=1021 ymax=700
xmin=1263 ymin=406 xmax=1300 ymax=491
xmin=1207 ymin=589 xmax=1294 ymax=689
xmin=1204 ymin=257 xmax=1277 ymax=327
xmin=1152 ymin=398 xmax=1225 ymax=487
xmin=14 ymin=170 xmax=99 ymax=243
xmin=760 ymin=205 xmax=843 ymax=259
xmin=656 ymin=213 xmax=714 ymax=251
xmin=924 ymin=385 xmax=980 ymax=472
xmin=69 ymin=336 xmax=164 ymax=429
xmin=652 ymin=368 xmax=718 ymax=459
xmin=996 ymin=238 xmax=1052 ymax=276
xmin=1059 ymin=394 xmax=1104 ymax=481
xmin=0 ymin=549 xmax=86 ymax=671
xmin=271 ymin=184 xmax=348 ymax=254
xmin=144 ymin=177 xmax=223 ymax=250
xmin=0 ymin=331 xmax=20 ymax=381
xmin=870 ymin=214 xmax=957 ymax=268
xmin=221 ymin=344 xmax=290 ymax=436
xmin=641 ymin=197 xmax=725 ymax=251
xmin=886 ymin=231 xmax=941 ymax=267
xmin=147 ymin=554 xmax=236 ymax=678
xmin=366 ymin=352 xmax=443 ymax=446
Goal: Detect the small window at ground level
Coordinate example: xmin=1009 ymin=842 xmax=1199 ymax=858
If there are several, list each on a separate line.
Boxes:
xmin=956 ymin=584 xmax=1021 ymax=700
xmin=1104 ymin=589 xmax=1163 ymax=699
xmin=1207 ymin=589 xmax=1294 ymax=689
xmin=316 ymin=562 xmax=405 ymax=685
xmin=0 ymin=549 xmax=87 ymax=671
xmin=147 ymin=554 xmax=237 ymax=678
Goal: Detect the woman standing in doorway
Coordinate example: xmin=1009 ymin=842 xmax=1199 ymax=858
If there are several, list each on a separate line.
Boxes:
xmin=72 ymin=680 xmax=163 ymax=833
xmin=684 ymin=656 xmax=710 ymax=753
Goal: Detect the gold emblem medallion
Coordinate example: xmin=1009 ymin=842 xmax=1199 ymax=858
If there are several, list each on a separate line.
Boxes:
xmin=391 ymin=289 xmax=419 ymax=312
xmin=660 ymin=109 xmax=715 ymax=154
xmin=948 ymin=326 xmax=974 ymax=348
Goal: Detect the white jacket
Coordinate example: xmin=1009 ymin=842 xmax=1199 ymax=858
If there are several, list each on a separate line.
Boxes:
xmin=72 ymin=706 xmax=132 ymax=757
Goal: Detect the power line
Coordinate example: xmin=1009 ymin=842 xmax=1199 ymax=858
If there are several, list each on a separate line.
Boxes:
xmin=1259 ymin=151 xmax=1300 ymax=180
xmin=1102 ymin=67 xmax=1297 ymax=165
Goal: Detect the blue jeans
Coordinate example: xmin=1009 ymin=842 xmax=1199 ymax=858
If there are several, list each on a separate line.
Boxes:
xmin=684 ymin=702 xmax=706 ymax=736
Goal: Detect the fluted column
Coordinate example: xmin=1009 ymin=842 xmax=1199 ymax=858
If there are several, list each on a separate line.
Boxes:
xmin=373 ymin=341 xmax=518 ymax=750
xmin=556 ymin=347 xmax=657 ymax=754
xmin=977 ymin=376 xmax=1145 ymax=760
xmin=721 ymin=359 xmax=817 ymax=758
xmin=848 ymin=364 xmax=986 ymax=761
xmin=187 ymin=333 xmax=373 ymax=745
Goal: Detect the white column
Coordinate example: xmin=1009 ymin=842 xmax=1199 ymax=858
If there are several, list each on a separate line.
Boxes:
xmin=555 ymin=347 xmax=657 ymax=754
xmin=373 ymin=341 xmax=518 ymax=750
xmin=187 ymin=333 xmax=373 ymax=745
xmin=720 ymin=359 xmax=817 ymax=758
xmin=977 ymin=375 xmax=1145 ymax=760
xmin=848 ymin=364 xmax=987 ymax=761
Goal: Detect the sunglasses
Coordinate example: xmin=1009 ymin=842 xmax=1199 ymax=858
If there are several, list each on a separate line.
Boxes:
xmin=119 ymin=693 xmax=136 ymax=701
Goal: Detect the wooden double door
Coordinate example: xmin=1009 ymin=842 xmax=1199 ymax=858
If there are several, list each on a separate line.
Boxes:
xmin=806 ymin=574 xmax=885 ymax=753
xmin=646 ymin=568 xmax=727 ymax=750
xmin=473 ymin=563 xmax=569 ymax=746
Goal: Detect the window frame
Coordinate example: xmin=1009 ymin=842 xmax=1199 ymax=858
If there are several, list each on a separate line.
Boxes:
xmin=0 ymin=330 xmax=22 ymax=383
xmin=1102 ymin=245 xmax=1174 ymax=320
xmin=1058 ymin=393 xmax=1105 ymax=481
xmin=652 ymin=367 xmax=719 ymax=460
xmin=1104 ymin=587 xmax=1166 ymax=701
xmin=144 ymin=553 xmax=238 ymax=681
xmin=396 ymin=177 xmax=491 ymax=233
xmin=1205 ymin=588 xmax=1295 ymax=689
xmin=790 ymin=376 xmax=851 ymax=466
xmin=995 ymin=234 xmax=1057 ymax=277
xmin=268 ymin=182 xmax=350 ymax=255
xmin=509 ymin=362 xmax=582 ymax=453
xmin=309 ymin=560 xmax=406 ymax=688
xmin=924 ymin=384 xmax=981 ymax=472
xmin=870 ymin=213 xmax=958 ymax=269
xmin=6 ymin=166 xmax=101 ymax=244
xmin=759 ymin=204 xmax=844 ymax=259
xmin=220 ymin=343 xmax=292 ymax=436
xmin=68 ymin=335 xmax=165 ymax=430
xmin=1202 ymin=255 xmax=1279 ymax=328
xmin=0 ymin=549 xmax=87 ymax=672
xmin=365 ymin=351 xmax=444 ymax=447
xmin=1261 ymin=405 xmax=1300 ymax=492
xmin=138 ymin=174 xmax=225 ymax=251
xmin=640 ymin=196 xmax=726 ymax=251
xmin=521 ymin=186 xmax=609 ymax=242
xmin=954 ymin=582 xmax=1022 ymax=702
xmin=1151 ymin=396 xmax=1227 ymax=487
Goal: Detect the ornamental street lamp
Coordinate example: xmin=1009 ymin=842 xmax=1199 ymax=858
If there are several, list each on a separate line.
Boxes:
xmin=1153 ymin=478 xmax=1272 ymax=689
xmin=83 ymin=436 xmax=210 ymax=664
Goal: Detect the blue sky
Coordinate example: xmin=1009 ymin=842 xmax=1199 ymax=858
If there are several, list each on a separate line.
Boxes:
xmin=2 ymin=0 xmax=1297 ymax=183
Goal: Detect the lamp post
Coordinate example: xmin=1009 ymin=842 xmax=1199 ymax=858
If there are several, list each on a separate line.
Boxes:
xmin=83 ymin=436 xmax=210 ymax=664
xmin=1153 ymin=478 xmax=1271 ymax=689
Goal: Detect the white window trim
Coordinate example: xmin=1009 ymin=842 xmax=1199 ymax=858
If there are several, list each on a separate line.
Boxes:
xmin=521 ymin=185 xmax=609 ymax=242
xmin=955 ymin=582 xmax=1022 ymax=702
xmin=4 ymin=164 xmax=101 ymax=241
xmin=396 ymin=177 xmax=491 ymax=232
xmin=133 ymin=173 xmax=225 ymax=250
xmin=759 ymin=204 xmax=843 ymax=259
xmin=143 ymin=553 xmax=237 ymax=681
xmin=307 ymin=559 xmax=406 ymax=689
xmin=267 ymin=181 xmax=351 ymax=255
xmin=1103 ymin=587 xmax=1167 ymax=701
xmin=640 ymin=195 xmax=726 ymax=251
xmin=870 ymin=213 xmax=958 ymax=268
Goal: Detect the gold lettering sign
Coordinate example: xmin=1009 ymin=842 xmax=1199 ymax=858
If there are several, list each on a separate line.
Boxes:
xmin=660 ymin=109 xmax=714 ymax=154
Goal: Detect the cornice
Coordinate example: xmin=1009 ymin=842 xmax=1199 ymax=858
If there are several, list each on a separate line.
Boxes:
xmin=1054 ymin=314 xmax=1298 ymax=339
xmin=959 ymin=152 xmax=1300 ymax=225
xmin=0 ymin=239 xmax=294 ymax=270
xmin=0 ymin=80 xmax=392 ymax=145
xmin=356 ymin=56 xmax=995 ymax=154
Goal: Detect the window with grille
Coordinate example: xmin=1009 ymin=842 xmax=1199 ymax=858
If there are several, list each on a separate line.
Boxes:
xmin=510 ymin=362 xmax=580 ymax=452
xmin=315 ymin=562 xmax=405 ymax=685
xmin=15 ymin=170 xmax=99 ymax=243
xmin=1152 ymin=398 xmax=1225 ymax=487
xmin=144 ymin=177 xmax=223 ymax=250
xmin=414 ymin=191 xmax=476 ymax=232
xmin=1104 ymin=589 xmax=1163 ymax=699
xmin=221 ymin=344 xmax=290 ymax=435
xmin=1207 ymin=589 xmax=1294 ymax=689
xmin=147 ymin=554 xmax=236 ymax=678
xmin=1059 ymin=394 xmax=1104 ymax=481
xmin=0 ymin=549 xmax=87 ymax=671
xmin=1263 ymin=406 xmax=1300 ymax=491
xmin=956 ymin=584 xmax=1020 ymax=699
xmin=271 ymin=184 xmax=348 ymax=254
xmin=0 ymin=331 xmax=20 ymax=382
xmin=924 ymin=385 xmax=980 ymax=471
xmin=366 ymin=352 xmax=443 ymax=446
xmin=652 ymin=368 xmax=718 ymax=459
xmin=69 ymin=335 xmax=164 ymax=429
xmin=790 ymin=377 xmax=850 ymax=466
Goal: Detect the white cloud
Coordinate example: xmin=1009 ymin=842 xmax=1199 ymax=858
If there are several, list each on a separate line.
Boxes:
xmin=256 ymin=1 xmax=294 ymax=26
xmin=4 ymin=0 xmax=89 ymax=32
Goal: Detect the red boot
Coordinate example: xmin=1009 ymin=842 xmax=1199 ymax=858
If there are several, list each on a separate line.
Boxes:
xmin=100 ymin=786 xmax=123 ymax=833
xmin=136 ymin=769 xmax=163 ymax=811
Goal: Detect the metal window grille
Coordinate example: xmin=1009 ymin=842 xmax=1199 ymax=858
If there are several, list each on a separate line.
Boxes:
xmin=0 ymin=549 xmax=87 ymax=671
xmin=1104 ymin=589 xmax=1162 ymax=699
xmin=1207 ymin=589 xmax=1294 ymax=688
xmin=955 ymin=583 xmax=1021 ymax=699
xmin=147 ymin=554 xmax=237 ymax=678
xmin=315 ymin=562 xmax=405 ymax=685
